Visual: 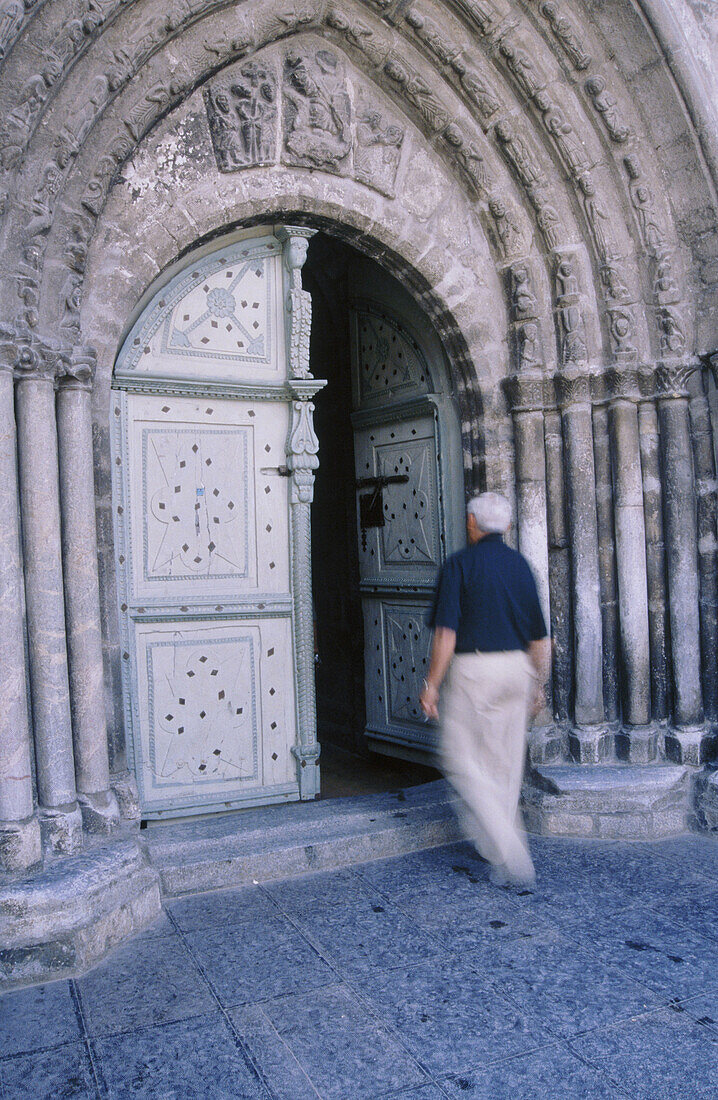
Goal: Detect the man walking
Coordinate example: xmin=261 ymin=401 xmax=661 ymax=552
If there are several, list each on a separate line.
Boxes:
xmin=419 ymin=492 xmax=551 ymax=886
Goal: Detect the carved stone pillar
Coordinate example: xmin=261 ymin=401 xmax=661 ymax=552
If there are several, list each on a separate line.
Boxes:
xmin=591 ymin=402 xmax=620 ymax=725
xmin=57 ymin=347 xmax=119 ymax=833
xmin=0 ymin=329 xmax=41 ymax=870
xmin=655 ymin=363 xmax=708 ymax=762
xmin=556 ymin=367 xmax=609 ymax=761
xmin=606 ymin=367 xmax=654 ymax=759
xmin=505 ymin=366 xmax=558 ymax=760
xmin=15 ymin=337 xmax=83 ymax=854
xmin=544 ymin=409 xmax=572 ymax=730
xmin=637 ymin=392 xmax=669 ymax=723
xmin=690 ymin=370 xmax=718 ymax=724
xmin=278 ymin=226 xmax=326 ymax=797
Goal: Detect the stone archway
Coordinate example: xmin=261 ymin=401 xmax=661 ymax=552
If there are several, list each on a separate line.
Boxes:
xmin=0 ymin=0 xmax=716 ymax=889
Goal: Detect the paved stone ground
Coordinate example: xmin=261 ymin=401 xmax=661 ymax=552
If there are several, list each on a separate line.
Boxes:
xmin=1 ymin=834 xmax=718 ymax=1099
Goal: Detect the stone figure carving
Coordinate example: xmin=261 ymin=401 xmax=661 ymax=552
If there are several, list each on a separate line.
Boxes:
xmin=600 ymin=264 xmax=629 ymax=301
xmin=559 ymin=304 xmax=587 ymax=363
xmin=585 ymin=76 xmax=630 ymax=143
xmin=607 ymin=308 xmax=636 ymax=357
xmin=443 ymin=123 xmax=490 ymax=193
xmin=383 ymin=55 xmax=448 ymax=132
xmin=488 ymin=196 xmax=526 ymax=258
xmin=455 ymin=0 xmax=496 ymax=35
xmin=405 ymin=8 xmax=463 ymax=69
xmin=455 ymin=64 xmax=500 ymax=120
xmin=517 ymin=322 xmax=543 ymax=370
xmin=283 ymin=49 xmax=351 ymax=170
xmin=125 ymin=80 xmax=181 ymax=142
xmin=204 ymin=64 xmax=277 ymax=172
xmin=0 ymin=0 xmax=23 ymax=58
xmin=632 ymin=184 xmax=664 ymax=254
xmin=498 ymin=40 xmax=546 ymax=99
xmin=658 ymin=307 xmax=686 ymax=356
xmin=538 ymin=2 xmax=591 ymax=70
xmin=495 ymin=119 xmax=544 ymax=188
xmin=531 ymin=192 xmax=562 ymax=251
xmin=653 ymin=255 xmax=680 ymax=304
xmin=577 ymin=173 xmax=613 ymax=260
xmin=534 ymin=93 xmax=588 ymax=175
xmin=354 ymin=107 xmax=404 ymax=197
xmin=60 ymin=272 xmax=82 ymax=337
xmin=25 ymin=160 xmax=64 ymax=240
xmin=555 ymin=256 xmax=579 ymax=299
xmin=326 ymin=7 xmax=388 ymax=68
xmin=510 ymin=264 xmax=537 ymax=319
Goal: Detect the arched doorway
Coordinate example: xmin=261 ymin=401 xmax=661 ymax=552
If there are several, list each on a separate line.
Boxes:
xmin=111 ymin=226 xmax=464 ymax=820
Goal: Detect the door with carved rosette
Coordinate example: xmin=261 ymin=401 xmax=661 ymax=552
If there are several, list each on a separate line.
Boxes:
xmin=112 ymin=229 xmax=324 ymax=819
xmin=350 ymin=304 xmax=463 ymax=760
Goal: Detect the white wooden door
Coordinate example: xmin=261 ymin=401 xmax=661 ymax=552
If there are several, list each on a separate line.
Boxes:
xmin=112 ymin=230 xmax=321 ymax=818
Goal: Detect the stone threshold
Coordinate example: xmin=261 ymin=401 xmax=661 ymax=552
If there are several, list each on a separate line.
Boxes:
xmin=142 ymin=780 xmax=463 ymax=897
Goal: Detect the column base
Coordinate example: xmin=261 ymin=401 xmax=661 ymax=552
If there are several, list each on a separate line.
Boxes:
xmin=527 ymin=724 xmax=567 ymax=765
xmin=110 ymin=773 xmax=142 ymax=823
xmin=665 ymin=725 xmax=718 ymax=766
xmin=292 ymin=744 xmax=321 ymax=799
xmin=39 ymin=803 xmax=83 ymax=856
xmin=615 ymin=724 xmax=659 ymax=764
xmin=568 ymin=725 xmax=613 ymax=764
xmin=79 ymin=790 xmax=120 ymax=836
xmin=0 ymin=815 xmax=42 ymax=872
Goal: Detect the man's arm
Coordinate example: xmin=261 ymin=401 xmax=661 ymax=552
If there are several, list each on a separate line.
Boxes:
xmin=527 ymin=636 xmax=552 ymax=718
xmin=419 ymin=626 xmax=457 ymax=721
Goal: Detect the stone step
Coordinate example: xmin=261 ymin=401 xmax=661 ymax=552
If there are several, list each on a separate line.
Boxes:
xmin=522 ymin=764 xmax=691 ymax=839
xmin=144 ymin=780 xmax=463 ymax=897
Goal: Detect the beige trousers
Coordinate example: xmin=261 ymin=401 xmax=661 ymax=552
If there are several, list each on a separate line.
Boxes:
xmin=440 ymin=649 xmax=535 ymax=883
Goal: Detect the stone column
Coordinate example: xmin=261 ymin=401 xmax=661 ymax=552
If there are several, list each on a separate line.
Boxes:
xmin=689 ymin=370 xmax=718 ymax=723
xmin=606 ymin=368 xmax=654 ymax=760
xmin=278 ymin=226 xmax=326 ymax=798
xmin=0 ymin=329 xmax=41 ymax=870
xmin=56 ymin=347 xmax=119 ymax=833
xmin=556 ymin=368 xmax=609 ymax=761
xmin=544 ymin=409 xmax=572 ymax=729
xmin=655 ymin=363 xmax=707 ymax=762
xmin=591 ymin=402 xmax=620 ymax=725
xmin=505 ymin=367 xmax=559 ymax=760
xmin=637 ymin=393 xmax=669 ymax=722
xmin=14 ymin=337 xmax=82 ymax=853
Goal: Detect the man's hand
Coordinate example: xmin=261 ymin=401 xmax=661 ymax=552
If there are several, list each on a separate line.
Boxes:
xmin=420 ymin=681 xmax=440 ymax=721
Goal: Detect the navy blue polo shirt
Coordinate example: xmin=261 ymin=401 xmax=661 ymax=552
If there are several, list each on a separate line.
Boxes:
xmin=427 ymin=533 xmax=547 ymax=652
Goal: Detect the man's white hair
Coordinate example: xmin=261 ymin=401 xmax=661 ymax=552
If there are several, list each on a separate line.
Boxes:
xmin=466 ymin=491 xmax=512 ymax=534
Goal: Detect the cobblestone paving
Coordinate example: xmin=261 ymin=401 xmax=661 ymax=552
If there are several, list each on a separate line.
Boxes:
xmin=2 ymin=835 xmax=717 ymax=1099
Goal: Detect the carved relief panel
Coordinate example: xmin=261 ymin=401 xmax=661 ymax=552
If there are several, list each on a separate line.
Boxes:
xmin=282 ymin=47 xmax=351 ymax=172
xmin=204 ymin=63 xmax=278 ymax=171
xmin=119 ymin=236 xmax=284 ymax=381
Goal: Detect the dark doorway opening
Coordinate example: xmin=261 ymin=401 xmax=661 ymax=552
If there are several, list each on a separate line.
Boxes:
xmin=304 ymin=234 xmax=441 ymax=798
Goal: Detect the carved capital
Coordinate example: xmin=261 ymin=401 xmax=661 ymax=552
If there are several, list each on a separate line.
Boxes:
xmin=555 ymin=367 xmax=591 ymax=408
xmin=504 ymin=371 xmax=546 ymax=412
xmin=605 ymin=364 xmax=641 ymax=402
xmin=14 ymin=334 xmax=70 ymax=382
xmin=654 ymin=361 xmax=698 ymax=400
xmin=58 ymin=344 xmax=97 ymax=391
xmin=277 ymin=226 xmax=317 ymax=287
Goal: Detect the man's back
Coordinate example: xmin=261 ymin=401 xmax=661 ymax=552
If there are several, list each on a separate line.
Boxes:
xmin=430 ymin=533 xmax=546 ymax=653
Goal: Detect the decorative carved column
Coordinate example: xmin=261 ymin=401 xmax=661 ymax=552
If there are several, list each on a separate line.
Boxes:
xmin=0 ymin=327 xmax=41 ymax=870
xmin=57 ymin=347 xmax=119 ymax=833
xmin=14 ymin=336 xmax=83 ymax=854
xmin=655 ymin=363 xmax=707 ymax=762
xmin=544 ymin=409 xmax=572 ymax=730
xmin=278 ymin=226 xmax=326 ymax=798
xmin=591 ymin=401 xmax=620 ymax=725
xmin=606 ymin=367 xmax=654 ymax=759
xmin=556 ymin=367 xmax=609 ymax=761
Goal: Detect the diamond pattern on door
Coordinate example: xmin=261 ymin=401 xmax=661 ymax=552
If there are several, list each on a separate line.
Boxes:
xmin=143 ymin=428 xmax=251 ymax=582
xmin=385 ymin=606 xmax=433 ymax=725
xmin=147 ymin=635 xmax=258 ymax=786
xmin=378 ymin=441 xmax=435 ymax=564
